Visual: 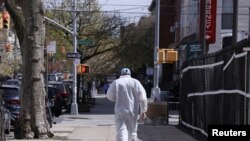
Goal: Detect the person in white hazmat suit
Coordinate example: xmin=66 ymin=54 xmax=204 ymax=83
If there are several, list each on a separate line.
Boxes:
xmin=106 ymin=68 xmax=148 ymax=141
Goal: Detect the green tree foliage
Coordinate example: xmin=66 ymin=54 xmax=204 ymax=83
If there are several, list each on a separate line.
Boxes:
xmin=44 ymin=0 xmax=125 ymax=74
xmin=117 ymin=20 xmax=154 ymax=70
xmin=0 ymin=58 xmax=21 ymax=77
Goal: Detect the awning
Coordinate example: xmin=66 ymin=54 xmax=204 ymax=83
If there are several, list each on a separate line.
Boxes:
xmin=167 ymin=34 xmax=197 ymax=50
xmin=168 ymin=42 xmax=179 ymax=49
xmin=180 ymin=33 xmax=197 ymax=45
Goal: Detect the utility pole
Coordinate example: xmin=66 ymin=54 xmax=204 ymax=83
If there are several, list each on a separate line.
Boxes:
xmin=249 ymin=8 xmax=250 ymax=40
xmin=44 ymin=1 xmax=80 ymax=115
xmin=232 ymin=0 xmax=238 ymax=44
xmin=200 ymin=0 xmax=206 ymax=55
xmin=71 ymin=0 xmax=79 ymax=115
xmin=152 ymin=0 xmax=161 ymax=101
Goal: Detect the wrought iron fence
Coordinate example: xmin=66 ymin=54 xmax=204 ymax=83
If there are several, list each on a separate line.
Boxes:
xmin=180 ymin=39 xmax=250 ymax=137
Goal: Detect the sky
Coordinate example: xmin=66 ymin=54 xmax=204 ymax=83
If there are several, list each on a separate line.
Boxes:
xmin=97 ymin=0 xmax=152 ymax=23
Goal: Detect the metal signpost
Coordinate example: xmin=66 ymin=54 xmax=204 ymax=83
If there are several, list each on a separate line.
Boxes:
xmin=44 ymin=0 xmax=79 ymax=115
xmin=71 ymin=0 xmax=78 ymax=115
xmin=152 ymin=0 xmax=161 ymax=101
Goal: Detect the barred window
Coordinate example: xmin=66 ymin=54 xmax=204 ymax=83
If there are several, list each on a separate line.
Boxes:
xmin=221 ymin=0 xmax=233 ymax=29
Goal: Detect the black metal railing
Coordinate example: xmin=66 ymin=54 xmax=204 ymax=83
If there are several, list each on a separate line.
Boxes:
xmin=180 ymin=39 xmax=250 ymax=137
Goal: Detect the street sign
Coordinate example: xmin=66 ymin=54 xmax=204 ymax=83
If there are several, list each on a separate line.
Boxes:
xmin=186 ymin=43 xmax=202 ymax=59
xmin=146 ymin=67 xmax=154 ymax=76
xmin=78 ymin=39 xmax=92 ymax=46
xmin=198 ymin=0 xmax=217 ymax=44
xmin=46 ymin=41 xmax=56 ymax=54
xmin=205 ymin=0 xmax=217 ymax=43
xmin=67 ymin=53 xmax=81 ymax=58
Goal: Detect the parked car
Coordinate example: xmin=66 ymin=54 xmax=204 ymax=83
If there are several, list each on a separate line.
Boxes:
xmin=103 ymin=83 xmax=110 ymax=94
xmin=48 ymin=81 xmax=72 ymax=110
xmin=16 ymin=73 xmax=22 ymax=81
xmin=98 ymin=82 xmax=110 ymax=94
xmin=62 ymin=80 xmax=73 ymax=88
xmin=55 ymin=73 xmax=64 ymax=81
xmin=45 ymin=85 xmax=63 ymax=117
xmin=5 ymin=79 xmax=21 ymax=87
xmin=48 ymin=74 xmax=59 ymax=81
xmin=0 ymin=85 xmax=20 ymax=125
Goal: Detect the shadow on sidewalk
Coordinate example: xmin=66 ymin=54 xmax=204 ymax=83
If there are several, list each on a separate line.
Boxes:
xmin=137 ymin=124 xmax=207 ymax=141
xmin=62 ymin=95 xmax=115 ymax=115
xmin=176 ymin=124 xmax=207 ymax=141
xmin=89 ymin=96 xmax=115 ymax=115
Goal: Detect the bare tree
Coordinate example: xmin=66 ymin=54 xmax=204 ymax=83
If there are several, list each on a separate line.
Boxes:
xmin=5 ymin=0 xmax=52 ymax=139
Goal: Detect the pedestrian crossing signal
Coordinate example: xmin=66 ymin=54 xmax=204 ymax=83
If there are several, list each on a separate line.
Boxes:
xmin=77 ymin=64 xmax=90 ymax=74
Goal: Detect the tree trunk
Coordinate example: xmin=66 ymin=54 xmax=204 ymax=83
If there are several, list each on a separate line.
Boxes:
xmin=0 ymin=95 xmax=6 ymax=141
xmin=13 ymin=1 xmax=51 ymax=139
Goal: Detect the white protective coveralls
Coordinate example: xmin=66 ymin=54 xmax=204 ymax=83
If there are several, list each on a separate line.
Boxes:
xmin=107 ymin=73 xmax=148 ymax=141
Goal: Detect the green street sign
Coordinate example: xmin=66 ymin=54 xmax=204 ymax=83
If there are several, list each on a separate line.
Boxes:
xmin=186 ymin=43 xmax=202 ymax=59
xmin=78 ymin=39 xmax=92 ymax=46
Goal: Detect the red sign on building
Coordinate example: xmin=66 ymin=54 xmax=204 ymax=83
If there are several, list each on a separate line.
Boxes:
xmin=198 ymin=0 xmax=217 ymax=44
xmin=205 ymin=0 xmax=217 ymax=44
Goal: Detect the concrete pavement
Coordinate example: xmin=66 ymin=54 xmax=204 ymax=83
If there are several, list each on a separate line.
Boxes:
xmin=6 ymin=94 xmax=204 ymax=141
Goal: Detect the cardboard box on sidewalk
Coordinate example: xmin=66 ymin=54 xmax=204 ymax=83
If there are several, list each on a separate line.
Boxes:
xmin=145 ymin=101 xmax=168 ymax=125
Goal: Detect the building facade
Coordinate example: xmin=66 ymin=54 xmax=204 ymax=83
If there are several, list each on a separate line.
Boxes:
xmin=148 ymin=0 xmax=250 ymax=93
xmin=179 ymin=0 xmax=250 ymax=55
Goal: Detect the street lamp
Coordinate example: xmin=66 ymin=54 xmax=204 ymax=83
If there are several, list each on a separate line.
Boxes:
xmin=43 ymin=0 xmax=79 ymax=115
xmin=151 ymin=0 xmax=161 ymax=101
xmin=70 ymin=0 xmax=79 ymax=115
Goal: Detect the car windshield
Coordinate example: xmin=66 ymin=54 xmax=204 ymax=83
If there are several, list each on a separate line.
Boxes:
xmin=10 ymin=106 xmax=20 ymax=111
xmin=47 ymin=87 xmax=57 ymax=98
xmin=50 ymin=83 xmax=64 ymax=90
xmin=6 ymin=80 xmax=20 ymax=86
xmin=48 ymin=75 xmax=58 ymax=81
xmin=0 ymin=88 xmax=19 ymax=98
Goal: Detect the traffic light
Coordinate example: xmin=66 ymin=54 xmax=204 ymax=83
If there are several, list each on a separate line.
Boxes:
xmin=5 ymin=44 xmax=13 ymax=52
xmin=0 ymin=12 xmax=2 ymax=29
xmin=2 ymin=11 xmax=10 ymax=30
xmin=81 ymin=65 xmax=89 ymax=73
xmin=158 ymin=49 xmax=166 ymax=63
xmin=77 ymin=64 xmax=90 ymax=74
xmin=158 ymin=49 xmax=178 ymax=64
xmin=166 ymin=50 xmax=178 ymax=63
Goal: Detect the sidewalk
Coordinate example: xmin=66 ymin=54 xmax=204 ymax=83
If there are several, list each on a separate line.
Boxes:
xmin=7 ymin=94 xmax=203 ymax=141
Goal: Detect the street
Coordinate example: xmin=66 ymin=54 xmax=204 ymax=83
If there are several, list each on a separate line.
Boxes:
xmin=6 ymin=94 xmax=202 ymax=141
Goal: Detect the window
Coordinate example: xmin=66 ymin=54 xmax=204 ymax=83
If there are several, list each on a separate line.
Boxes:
xmin=221 ymin=0 xmax=233 ymax=29
xmin=222 ymin=36 xmax=232 ymax=49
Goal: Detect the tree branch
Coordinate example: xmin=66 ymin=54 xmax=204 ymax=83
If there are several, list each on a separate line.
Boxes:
xmin=5 ymin=0 xmax=25 ymax=45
